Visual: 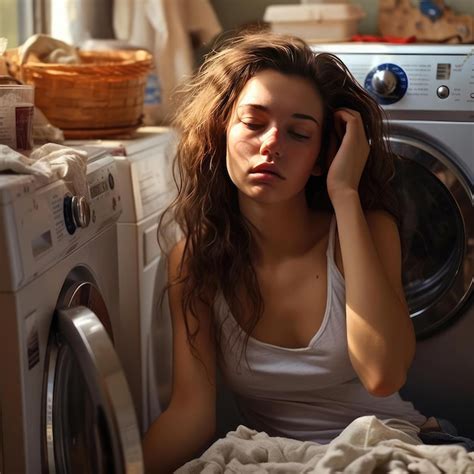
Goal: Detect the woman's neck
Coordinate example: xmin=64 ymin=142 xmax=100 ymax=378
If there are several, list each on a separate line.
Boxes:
xmin=239 ymin=193 xmax=324 ymax=263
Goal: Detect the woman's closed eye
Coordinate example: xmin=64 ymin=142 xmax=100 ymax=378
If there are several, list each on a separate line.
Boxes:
xmin=239 ymin=117 xmax=312 ymax=140
xmin=241 ymin=120 xmax=263 ymax=130
xmin=289 ymin=130 xmax=311 ymax=140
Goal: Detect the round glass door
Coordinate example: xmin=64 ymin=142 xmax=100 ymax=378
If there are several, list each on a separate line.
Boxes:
xmin=43 ymin=277 xmax=143 ymax=473
xmin=389 ymin=133 xmax=473 ymax=336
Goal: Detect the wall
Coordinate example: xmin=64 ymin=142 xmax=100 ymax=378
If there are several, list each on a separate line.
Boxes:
xmin=1 ymin=0 xmax=20 ymax=48
xmin=209 ymin=0 xmax=474 ymax=36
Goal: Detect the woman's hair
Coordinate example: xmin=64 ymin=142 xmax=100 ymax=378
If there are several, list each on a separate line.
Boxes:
xmin=159 ymin=31 xmax=399 ymax=362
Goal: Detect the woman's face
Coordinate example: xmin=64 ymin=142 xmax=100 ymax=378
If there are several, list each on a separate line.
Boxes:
xmin=226 ymin=69 xmax=324 ymax=206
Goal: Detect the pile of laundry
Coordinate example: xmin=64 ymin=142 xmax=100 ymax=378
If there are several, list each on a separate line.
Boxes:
xmin=177 ymin=416 xmax=474 ymax=473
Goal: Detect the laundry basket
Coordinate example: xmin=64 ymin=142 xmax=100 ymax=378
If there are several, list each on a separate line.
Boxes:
xmin=6 ymin=49 xmax=152 ymax=136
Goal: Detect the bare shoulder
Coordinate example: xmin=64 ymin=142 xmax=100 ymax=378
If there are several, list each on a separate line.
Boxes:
xmin=333 ymin=210 xmax=401 ymax=280
xmin=167 ymin=238 xmax=215 ymax=325
xmin=365 ymin=209 xmax=397 ymax=221
xmin=168 ymin=238 xmax=187 ymax=280
xmin=365 ymin=210 xmax=402 ymax=262
xmin=365 ymin=209 xmax=399 ymax=234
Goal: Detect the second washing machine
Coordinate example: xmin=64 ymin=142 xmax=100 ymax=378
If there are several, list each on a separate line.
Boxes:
xmin=312 ymin=43 xmax=473 ymax=437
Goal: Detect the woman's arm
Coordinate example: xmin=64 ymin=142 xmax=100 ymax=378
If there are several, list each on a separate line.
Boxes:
xmin=327 ymin=108 xmax=415 ymax=397
xmin=143 ymin=241 xmax=217 ymax=473
xmin=333 ymin=199 xmax=415 ymax=397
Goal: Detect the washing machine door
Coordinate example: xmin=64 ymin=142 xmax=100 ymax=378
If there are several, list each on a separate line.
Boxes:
xmin=389 ymin=130 xmax=473 ymax=336
xmin=43 ymin=284 xmax=143 ymax=473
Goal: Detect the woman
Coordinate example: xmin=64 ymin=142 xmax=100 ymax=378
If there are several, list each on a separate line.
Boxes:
xmin=143 ymin=32 xmax=428 ymax=473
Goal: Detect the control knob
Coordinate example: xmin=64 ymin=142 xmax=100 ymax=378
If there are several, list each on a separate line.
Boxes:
xmin=364 ymin=63 xmax=408 ymax=105
xmin=64 ymin=195 xmax=91 ymax=234
xmin=371 ymin=69 xmax=397 ymax=97
xmin=71 ymin=195 xmax=91 ymax=228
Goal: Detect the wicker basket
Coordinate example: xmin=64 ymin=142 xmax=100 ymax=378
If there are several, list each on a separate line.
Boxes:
xmin=5 ymin=49 xmax=152 ymax=133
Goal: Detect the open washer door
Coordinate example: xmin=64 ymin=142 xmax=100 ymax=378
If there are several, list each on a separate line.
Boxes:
xmin=43 ymin=280 xmax=143 ymax=473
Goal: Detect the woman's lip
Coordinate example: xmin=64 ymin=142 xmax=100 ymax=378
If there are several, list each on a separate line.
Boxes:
xmin=248 ymin=171 xmax=283 ymax=182
xmin=249 ymin=168 xmax=284 ymax=179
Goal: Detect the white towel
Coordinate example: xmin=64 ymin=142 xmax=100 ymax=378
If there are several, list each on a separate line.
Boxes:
xmin=0 ymin=143 xmax=88 ymax=196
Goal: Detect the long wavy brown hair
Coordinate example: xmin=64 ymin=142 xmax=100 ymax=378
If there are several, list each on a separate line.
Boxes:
xmin=158 ymin=32 xmax=399 ymax=362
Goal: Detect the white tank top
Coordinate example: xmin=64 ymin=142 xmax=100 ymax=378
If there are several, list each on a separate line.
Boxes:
xmin=215 ymin=218 xmax=426 ymax=444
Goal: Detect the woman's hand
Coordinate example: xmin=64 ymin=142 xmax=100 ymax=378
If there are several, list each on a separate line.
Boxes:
xmin=325 ymin=108 xmax=370 ymax=201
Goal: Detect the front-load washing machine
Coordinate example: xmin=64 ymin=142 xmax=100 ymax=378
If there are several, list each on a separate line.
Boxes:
xmin=0 ymin=151 xmax=143 ymax=472
xmin=67 ymin=128 xmax=178 ymax=433
xmin=312 ymin=43 xmax=473 ymax=437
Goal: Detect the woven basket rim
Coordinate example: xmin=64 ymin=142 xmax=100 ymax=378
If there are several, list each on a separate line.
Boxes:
xmin=22 ymin=49 xmax=152 ymax=70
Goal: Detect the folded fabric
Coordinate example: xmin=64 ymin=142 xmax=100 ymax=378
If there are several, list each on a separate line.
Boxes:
xmin=0 ymin=143 xmax=88 ymax=196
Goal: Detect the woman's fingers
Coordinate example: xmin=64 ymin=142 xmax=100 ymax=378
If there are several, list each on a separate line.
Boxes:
xmin=325 ymin=108 xmax=370 ymax=198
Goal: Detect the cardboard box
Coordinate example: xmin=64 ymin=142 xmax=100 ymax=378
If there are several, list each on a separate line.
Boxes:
xmin=264 ymin=4 xmax=366 ymax=42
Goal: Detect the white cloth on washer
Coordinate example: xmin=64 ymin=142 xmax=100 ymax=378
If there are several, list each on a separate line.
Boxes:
xmin=0 ymin=143 xmax=88 ymax=196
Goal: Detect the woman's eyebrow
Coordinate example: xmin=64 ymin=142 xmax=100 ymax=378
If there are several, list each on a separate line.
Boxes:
xmin=237 ymin=103 xmax=267 ymax=112
xmin=292 ymin=113 xmax=319 ymax=125
xmin=237 ymin=104 xmax=319 ymax=125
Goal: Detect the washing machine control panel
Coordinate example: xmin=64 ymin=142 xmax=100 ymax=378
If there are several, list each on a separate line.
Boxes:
xmin=313 ymin=44 xmax=474 ymax=121
xmin=62 ymin=157 xmax=120 ymax=235
xmin=0 ymin=154 xmax=122 ymax=290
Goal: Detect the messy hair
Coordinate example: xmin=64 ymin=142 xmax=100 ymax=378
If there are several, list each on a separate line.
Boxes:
xmin=159 ymin=32 xmax=399 ymax=362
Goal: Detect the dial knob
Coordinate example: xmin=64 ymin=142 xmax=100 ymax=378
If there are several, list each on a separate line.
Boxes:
xmin=364 ymin=63 xmax=408 ymax=105
xmin=63 ymin=195 xmax=76 ymax=235
xmin=71 ymin=195 xmax=91 ymax=228
xmin=371 ymin=69 xmax=397 ymax=97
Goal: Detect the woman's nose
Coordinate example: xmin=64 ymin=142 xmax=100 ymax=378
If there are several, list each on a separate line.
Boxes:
xmin=260 ymin=127 xmax=282 ymax=159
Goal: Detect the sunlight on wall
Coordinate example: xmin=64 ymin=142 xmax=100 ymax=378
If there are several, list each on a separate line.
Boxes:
xmin=1 ymin=0 xmax=19 ymax=48
xmin=50 ymin=0 xmax=81 ymax=44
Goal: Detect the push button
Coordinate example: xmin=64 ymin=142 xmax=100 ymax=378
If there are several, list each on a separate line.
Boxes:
xmin=437 ymin=85 xmax=450 ymax=99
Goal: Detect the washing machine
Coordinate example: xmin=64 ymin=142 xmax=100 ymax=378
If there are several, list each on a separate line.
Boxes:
xmin=67 ymin=128 xmax=178 ymax=433
xmin=313 ymin=43 xmax=473 ymax=437
xmin=0 ymin=150 xmax=143 ymax=472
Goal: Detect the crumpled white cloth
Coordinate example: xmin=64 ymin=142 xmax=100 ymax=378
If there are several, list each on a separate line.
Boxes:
xmin=0 ymin=143 xmax=88 ymax=196
xmin=176 ymin=416 xmax=474 ymax=473
xmin=18 ymin=33 xmax=79 ymax=65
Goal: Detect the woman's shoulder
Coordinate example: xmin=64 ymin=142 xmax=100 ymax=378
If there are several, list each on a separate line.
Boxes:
xmin=169 ymin=238 xmax=186 ymax=260
xmin=168 ymin=239 xmax=187 ymax=280
xmin=168 ymin=238 xmax=218 ymax=301
xmin=365 ymin=209 xmax=399 ymax=237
